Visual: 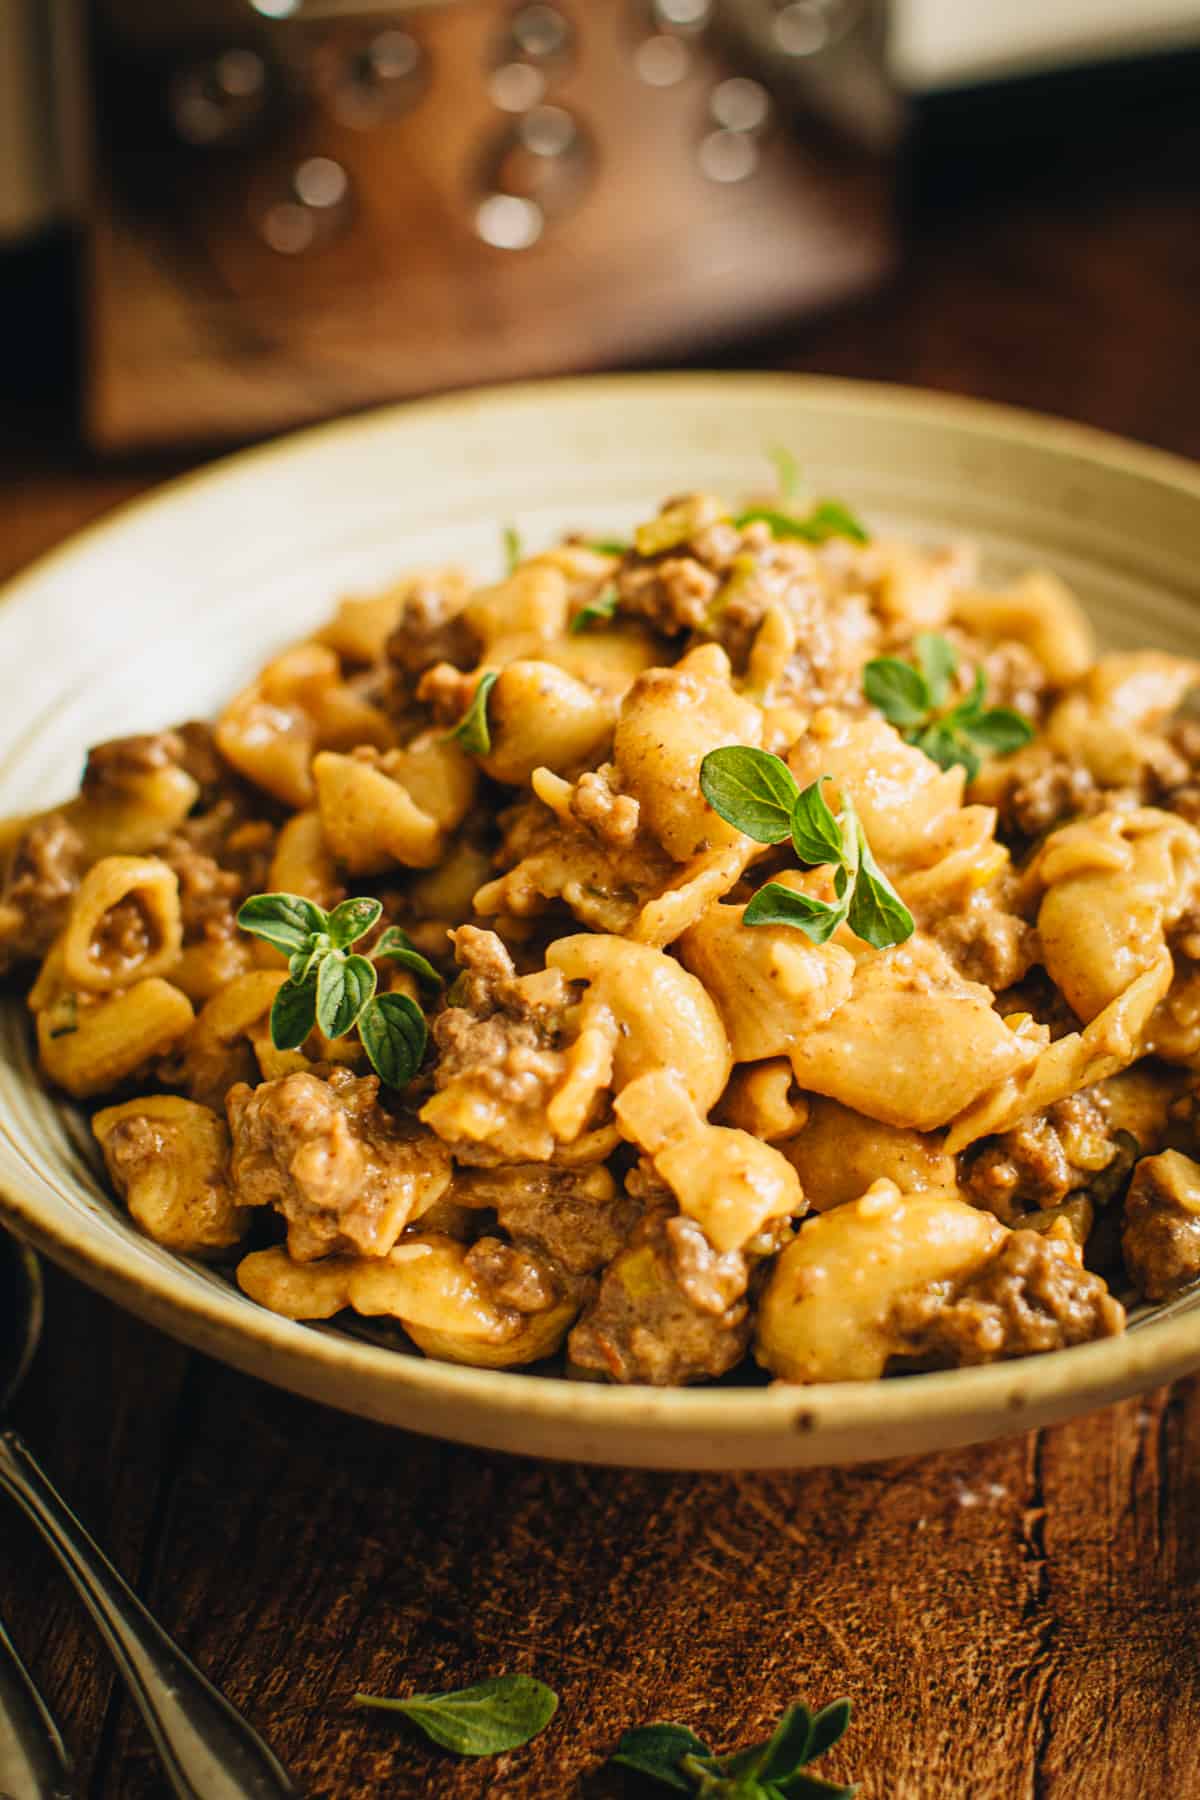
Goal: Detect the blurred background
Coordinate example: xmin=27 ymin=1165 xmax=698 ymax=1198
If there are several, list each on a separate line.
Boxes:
xmin=2 ymin=0 xmax=1199 ymax=452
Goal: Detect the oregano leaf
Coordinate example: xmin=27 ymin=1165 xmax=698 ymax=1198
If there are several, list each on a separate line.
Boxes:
xmin=960 ymin=707 xmax=1034 ymax=755
xmin=358 ymin=992 xmax=428 ymax=1088
xmin=570 ymin=582 xmax=620 ymax=634
xmin=270 ymin=976 xmax=317 ymax=1052
xmin=354 ymin=1674 xmax=557 ymax=1757
xmin=316 ymin=951 xmax=377 ymax=1040
xmin=913 ymin=632 xmax=957 ymax=708
xmin=743 ymin=882 xmax=848 ymax=945
xmin=862 ymin=657 xmax=931 ymax=728
xmin=326 ymin=896 xmax=383 ymax=950
xmin=610 ymin=1722 xmax=712 ymax=1791
xmin=788 ymin=777 xmax=846 ymax=869
xmin=374 ymin=926 xmax=444 ymax=993
xmin=446 ymin=672 xmax=498 ymax=757
xmin=734 ymin=501 xmax=868 ymax=545
xmin=845 ymin=828 xmax=914 ymax=950
xmin=946 ymin=665 xmax=987 ymax=726
xmin=236 ymin=892 xmax=329 ymax=957
xmin=805 ymin=1700 xmax=853 ymax=1764
xmin=699 ymin=746 xmax=799 ymax=844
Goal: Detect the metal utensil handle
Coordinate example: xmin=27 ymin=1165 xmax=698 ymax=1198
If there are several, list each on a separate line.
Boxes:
xmin=0 ymin=1616 xmax=77 ymax=1800
xmin=0 ymin=1430 xmax=297 ymax=1800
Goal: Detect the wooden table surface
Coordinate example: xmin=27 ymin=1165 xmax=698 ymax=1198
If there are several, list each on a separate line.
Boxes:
xmin=3 ymin=67 xmax=1200 ymax=1800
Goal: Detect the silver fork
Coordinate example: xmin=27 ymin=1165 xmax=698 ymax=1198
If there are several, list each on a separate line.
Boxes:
xmin=0 ymin=1616 xmax=76 ymax=1800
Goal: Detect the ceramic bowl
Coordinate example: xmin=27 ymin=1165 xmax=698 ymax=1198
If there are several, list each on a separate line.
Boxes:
xmin=4 ymin=373 xmax=1200 ymax=1469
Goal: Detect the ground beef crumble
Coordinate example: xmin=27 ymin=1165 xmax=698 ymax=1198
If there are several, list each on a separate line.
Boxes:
xmin=450 ymin=1163 xmax=640 ymax=1276
xmin=890 ymin=1229 xmax=1125 ymax=1366
xmin=1122 ymin=1149 xmax=1200 ymax=1300
xmin=425 ymin=926 xmax=577 ymax=1165
xmin=226 ymin=1067 xmax=452 ymax=1262
xmin=568 ymin=1206 xmax=751 ymax=1385
xmin=386 ymin=579 xmax=478 ymax=707
xmin=0 ymin=813 xmax=85 ymax=968
xmin=960 ymin=1091 xmax=1134 ymax=1225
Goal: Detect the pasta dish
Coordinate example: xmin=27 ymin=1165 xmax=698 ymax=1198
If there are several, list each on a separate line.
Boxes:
xmin=5 ymin=473 xmax=1200 ymax=1387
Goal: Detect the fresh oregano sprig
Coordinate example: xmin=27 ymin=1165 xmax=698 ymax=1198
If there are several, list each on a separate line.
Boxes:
xmin=734 ymin=498 xmax=868 ymax=546
xmin=502 ymin=523 xmax=523 ymax=574
xmin=612 ymin=1696 xmax=856 ymax=1798
xmin=862 ymin=632 xmax=1033 ymax=781
xmin=353 ymin=1674 xmax=558 ymax=1757
xmin=445 ymin=671 xmax=498 ymax=756
xmin=236 ymin=894 xmax=437 ymax=1088
xmin=570 ymin=580 xmax=620 ymax=633
xmin=699 ymin=748 xmax=914 ymax=950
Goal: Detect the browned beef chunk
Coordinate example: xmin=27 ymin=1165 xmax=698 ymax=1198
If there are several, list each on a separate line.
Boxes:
xmin=568 ymin=1208 xmax=751 ymax=1385
xmin=1122 ymin=1150 xmax=1200 ymax=1301
xmin=226 ymin=1068 xmax=451 ymax=1262
xmin=890 ymin=1229 xmax=1124 ymax=1366
xmin=0 ymin=812 xmax=85 ymax=969
xmin=451 ymin=1163 xmax=640 ymax=1276
xmin=960 ymin=1091 xmax=1134 ymax=1226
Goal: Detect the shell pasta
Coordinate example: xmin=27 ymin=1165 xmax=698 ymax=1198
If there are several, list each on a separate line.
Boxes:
xmin=8 ymin=480 xmax=1200 ymax=1387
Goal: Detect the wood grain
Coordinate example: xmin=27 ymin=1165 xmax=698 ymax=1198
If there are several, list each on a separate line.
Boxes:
xmin=1 ymin=66 xmax=1199 ymax=1800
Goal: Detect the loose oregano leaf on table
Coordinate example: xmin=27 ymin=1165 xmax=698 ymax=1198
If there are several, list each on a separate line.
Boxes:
xmin=354 ymin=1674 xmax=558 ymax=1757
xmin=609 ymin=1697 xmax=856 ymax=1797
xmin=445 ymin=671 xmax=498 ymax=757
xmin=698 ymin=746 xmax=913 ymax=951
xmin=862 ymin=631 xmax=1034 ymax=781
xmin=237 ymin=893 xmax=430 ymax=1087
xmin=611 ymin=1723 xmax=713 ymax=1791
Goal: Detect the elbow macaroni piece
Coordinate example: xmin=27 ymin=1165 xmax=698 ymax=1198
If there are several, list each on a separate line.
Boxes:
xmin=216 ymin=643 xmax=393 ymax=810
xmin=1031 ymin=808 xmax=1196 ymax=1022
xmin=545 ymin=933 xmax=732 ymax=1127
xmin=614 ymin=644 xmax=762 ymax=861
xmin=952 ymin=569 xmax=1094 ymax=687
xmin=679 ymin=889 xmax=855 ymax=1062
xmin=780 ymin=1096 xmax=957 ymax=1212
xmin=789 ymin=709 xmax=967 ymax=872
xmin=60 ymin=855 xmax=182 ymax=993
xmin=238 ymin=1235 xmax=577 ymax=1366
xmin=755 ymin=1182 xmax=1004 ymax=1382
xmin=93 ymin=1095 xmax=248 ymax=1252
xmin=313 ymin=736 xmax=476 ymax=873
xmin=38 ymin=978 xmax=194 ymax=1098
xmin=616 ymin=1068 xmax=804 ymax=1253
xmin=480 ymin=661 xmax=614 ymax=786
xmin=788 ymin=935 xmax=1040 ymax=1133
